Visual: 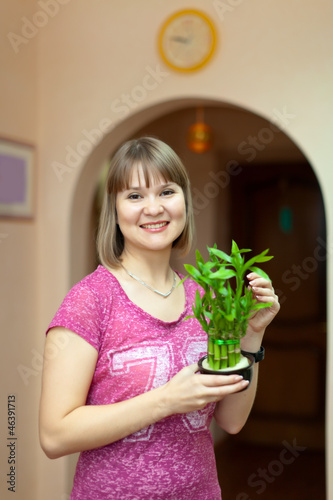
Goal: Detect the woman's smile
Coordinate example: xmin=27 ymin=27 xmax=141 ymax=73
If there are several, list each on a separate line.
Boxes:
xmin=140 ymin=221 xmax=169 ymax=231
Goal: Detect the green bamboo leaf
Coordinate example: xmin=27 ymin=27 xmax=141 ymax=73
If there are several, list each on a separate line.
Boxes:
xmin=224 ymin=283 xmax=233 ymax=314
xmin=231 ymin=249 xmax=243 ymax=273
xmin=249 ymin=266 xmax=271 ymax=281
xmin=213 ymin=311 xmax=222 ymax=324
xmin=218 ymin=286 xmax=228 ymax=296
xmin=231 ymin=240 xmax=239 ymax=254
xmin=242 ymin=249 xmax=273 ymax=273
xmin=195 ymin=249 xmax=205 ymax=267
xmin=195 ymin=289 xmax=202 ymax=310
xmin=198 ymin=261 xmax=216 ymax=275
xmin=209 ymin=247 xmax=232 ymax=263
xmin=223 ymin=312 xmax=234 ymax=322
xmin=177 ymin=276 xmax=188 ymax=286
xmin=183 ymin=264 xmax=202 ymax=280
xmin=192 ymin=308 xmax=200 ymax=320
xmin=208 ymin=269 xmax=236 ymax=280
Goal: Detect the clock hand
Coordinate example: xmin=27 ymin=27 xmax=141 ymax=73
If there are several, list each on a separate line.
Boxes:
xmin=170 ymin=36 xmax=190 ymax=44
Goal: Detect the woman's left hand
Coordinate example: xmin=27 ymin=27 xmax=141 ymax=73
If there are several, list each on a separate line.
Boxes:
xmin=246 ymin=272 xmax=280 ymax=335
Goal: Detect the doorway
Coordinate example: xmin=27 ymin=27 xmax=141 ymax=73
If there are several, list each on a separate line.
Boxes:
xmin=216 ymin=160 xmax=326 ymax=499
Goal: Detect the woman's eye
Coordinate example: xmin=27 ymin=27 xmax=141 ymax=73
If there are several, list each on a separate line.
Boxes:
xmin=128 ymin=193 xmax=142 ymax=200
xmin=161 ymin=189 xmax=174 ymax=196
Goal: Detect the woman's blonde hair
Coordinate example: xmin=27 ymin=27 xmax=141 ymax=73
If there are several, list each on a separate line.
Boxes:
xmin=97 ymin=136 xmax=194 ymax=268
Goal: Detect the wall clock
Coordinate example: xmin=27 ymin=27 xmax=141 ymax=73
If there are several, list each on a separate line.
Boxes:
xmin=158 ymin=9 xmax=217 ymax=72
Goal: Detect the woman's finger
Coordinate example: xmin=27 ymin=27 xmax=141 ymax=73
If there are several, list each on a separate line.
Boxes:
xmin=206 ymin=379 xmax=250 ymax=400
xmin=198 ymin=373 xmax=246 ymax=388
xmin=248 ymin=277 xmax=272 ymax=289
xmin=251 ymin=286 xmax=275 ymax=298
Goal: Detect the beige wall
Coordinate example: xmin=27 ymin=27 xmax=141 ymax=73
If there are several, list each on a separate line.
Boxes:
xmin=1 ymin=1 xmax=333 ymax=498
xmin=0 ymin=1 xmax=40 ymax=499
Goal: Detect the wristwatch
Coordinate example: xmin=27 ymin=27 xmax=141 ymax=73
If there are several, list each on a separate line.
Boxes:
xmin=242 ymin=346 xmax=265 ymax=363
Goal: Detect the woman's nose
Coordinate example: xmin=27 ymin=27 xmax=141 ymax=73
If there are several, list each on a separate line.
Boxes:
xmin=143 ymin=197 xmax=163 ymax=215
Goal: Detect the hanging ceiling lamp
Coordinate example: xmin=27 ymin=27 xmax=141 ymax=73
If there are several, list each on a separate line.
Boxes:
xmin=187 ymin=107 xmax=213 ymax=154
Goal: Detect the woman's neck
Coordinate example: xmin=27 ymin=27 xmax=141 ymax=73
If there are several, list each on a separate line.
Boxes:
xmin=120 ymin=248 xmax=173 ymax=284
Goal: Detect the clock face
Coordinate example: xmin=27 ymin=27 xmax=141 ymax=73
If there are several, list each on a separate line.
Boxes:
xmin=159 ymin=9 xmax=217 ymax=72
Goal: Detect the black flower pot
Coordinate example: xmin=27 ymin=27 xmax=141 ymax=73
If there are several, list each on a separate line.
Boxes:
xmin=198 ymin=351 xmax=255 ymax=388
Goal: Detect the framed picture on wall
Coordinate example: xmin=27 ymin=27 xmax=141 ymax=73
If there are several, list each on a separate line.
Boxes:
xmin=0 ymin=137 xmax=35 ymax=218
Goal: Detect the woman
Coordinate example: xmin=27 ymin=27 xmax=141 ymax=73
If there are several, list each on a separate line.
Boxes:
xmin=39 ymin=137 xmax=280 ymax=499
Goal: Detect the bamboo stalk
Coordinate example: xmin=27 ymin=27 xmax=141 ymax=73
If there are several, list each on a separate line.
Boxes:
xmin=208 ymin=337 xmax=214 ymax=368
xmin=213 ymin=343 xmax=221 ymax=370
xmin=235 ymin=340 xmax=241 ymax=364
xmin=220 ymin=344 xmax=228 ymax=369
xmin=227 ymin=343 xmax=236 ymax=367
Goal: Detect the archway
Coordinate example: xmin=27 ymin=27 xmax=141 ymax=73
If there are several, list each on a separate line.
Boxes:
xmin=70 ymin=98 xmax=326 ymax=498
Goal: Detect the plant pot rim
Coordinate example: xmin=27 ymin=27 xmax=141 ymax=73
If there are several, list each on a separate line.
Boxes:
xmin=198 ymin=351 xmax=255 ymax=379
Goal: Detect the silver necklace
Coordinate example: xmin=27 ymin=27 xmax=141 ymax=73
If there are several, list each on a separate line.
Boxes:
xmin=122 ymin=266 xmax=177 ymax=298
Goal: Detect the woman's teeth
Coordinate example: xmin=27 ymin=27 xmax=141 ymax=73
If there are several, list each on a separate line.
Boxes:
xmin=141 ymin=222 xmax=168 ymax=229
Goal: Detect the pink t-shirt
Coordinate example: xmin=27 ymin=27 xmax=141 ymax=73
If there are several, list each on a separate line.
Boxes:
xmin=47 ymin=265 xmax=222 ymax=499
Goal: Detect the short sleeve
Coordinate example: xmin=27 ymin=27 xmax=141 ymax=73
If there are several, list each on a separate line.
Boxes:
xmin=46 ymin=282 xmax=103 ymax=351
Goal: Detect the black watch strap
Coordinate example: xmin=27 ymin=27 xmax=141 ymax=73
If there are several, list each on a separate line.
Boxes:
xmin=242 ymin=345 xmax=265 ymax=363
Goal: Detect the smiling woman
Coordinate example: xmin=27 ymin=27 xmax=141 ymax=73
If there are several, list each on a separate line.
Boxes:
xmin=115 ymin=172 xmax=187 ymax=257
xmin=97 ymin=136 xmax=194 ymax=267
xmin=39 ymin=136 xmax=279 ymax=499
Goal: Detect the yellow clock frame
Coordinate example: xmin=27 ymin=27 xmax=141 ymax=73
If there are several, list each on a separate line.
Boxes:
xmin=158 ymin=9 xmax=217 ymax=72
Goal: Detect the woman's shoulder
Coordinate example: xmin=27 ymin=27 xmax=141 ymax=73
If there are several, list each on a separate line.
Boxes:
xmin=73 ymin=265 xmax=114 ymax=291
xmin=47 ymin=266 xmax=114 ymax=346
xmin=62 ymin=265 xmax=117 ymax=309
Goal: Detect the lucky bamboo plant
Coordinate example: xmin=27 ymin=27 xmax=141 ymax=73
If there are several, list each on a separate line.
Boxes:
xmin=184 ymin=241 xmax=273 ymax=371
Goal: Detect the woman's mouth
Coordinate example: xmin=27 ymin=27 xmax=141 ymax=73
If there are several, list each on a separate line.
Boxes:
xmin=140 ymin=222 xmax=169 ymax=229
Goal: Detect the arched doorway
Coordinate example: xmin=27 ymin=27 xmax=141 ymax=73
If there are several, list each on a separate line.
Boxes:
xmin=70 ymin=99 xmax=326 ymax=498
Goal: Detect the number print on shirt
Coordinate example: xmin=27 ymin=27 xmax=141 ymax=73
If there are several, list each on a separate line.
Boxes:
xmin=107 ymin=338 xmax=210 ymax=441
xmin=181 ymin=338 xmax=213 ymax=433
xmin=108 ymin=343 xmax=174 ymax=441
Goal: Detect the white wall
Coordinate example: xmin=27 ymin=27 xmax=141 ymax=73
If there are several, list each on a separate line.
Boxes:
xmin=1 ymin=1 xmax=332 ymax=498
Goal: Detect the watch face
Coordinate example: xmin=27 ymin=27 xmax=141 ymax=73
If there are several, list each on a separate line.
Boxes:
xmin=159 ymin=10 xmax=217 ymax=72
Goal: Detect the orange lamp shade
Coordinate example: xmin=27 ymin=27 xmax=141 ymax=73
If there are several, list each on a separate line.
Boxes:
xmin=187 ymin=122 xmax=213 ymax=153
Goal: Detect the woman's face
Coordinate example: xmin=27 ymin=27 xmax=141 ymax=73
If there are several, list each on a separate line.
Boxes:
xmin=115 ymin=165 xmax=186 ymax=255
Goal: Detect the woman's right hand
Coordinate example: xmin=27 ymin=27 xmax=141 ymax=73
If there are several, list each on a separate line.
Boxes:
xmin=160 ymin=364 xmax=249 ymax=416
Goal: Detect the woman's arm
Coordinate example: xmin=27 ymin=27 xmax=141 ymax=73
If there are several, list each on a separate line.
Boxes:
xmin=213 ymin=273 xmax=280 ymax=434
xmin=39 ymin=327 xmax=248 ymax=459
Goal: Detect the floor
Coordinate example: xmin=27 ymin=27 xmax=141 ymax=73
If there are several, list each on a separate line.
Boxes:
xmin=215 ymin=438 xmax=326 ymax=500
